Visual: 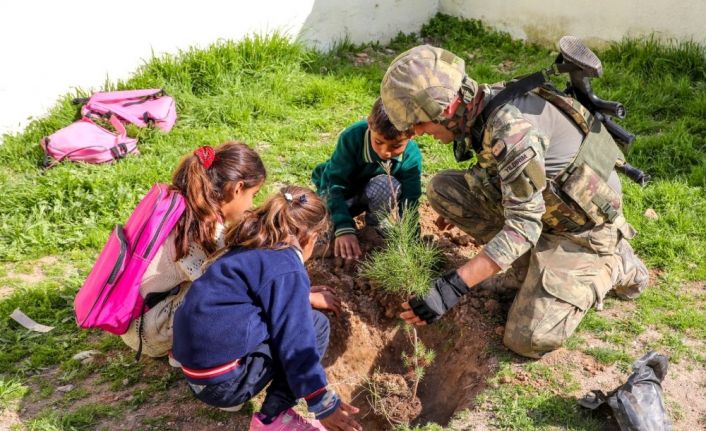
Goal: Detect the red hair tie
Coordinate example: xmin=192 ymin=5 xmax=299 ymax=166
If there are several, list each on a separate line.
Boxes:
xmin=194 ymin=146 xmax=216 ymax=169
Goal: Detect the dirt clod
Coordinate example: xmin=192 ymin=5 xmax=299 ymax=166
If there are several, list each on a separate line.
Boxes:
xmin=366 ymin=373 xmax=422 ymax=425
xmin=644 ymin=208 xmax=659 ymax=220
xmin=450 ymin=234 xmax=472 ymax=246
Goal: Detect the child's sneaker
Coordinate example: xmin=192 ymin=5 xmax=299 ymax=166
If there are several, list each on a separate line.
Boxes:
xmin=248 ymin=408 xmax=326 ymax=431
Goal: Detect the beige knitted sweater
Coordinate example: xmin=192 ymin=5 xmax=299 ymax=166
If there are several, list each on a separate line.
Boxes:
xmin=140 ymin=224 xmax=225 ymax=295
xmin=121 ymin=224 xmax=224 ymax=357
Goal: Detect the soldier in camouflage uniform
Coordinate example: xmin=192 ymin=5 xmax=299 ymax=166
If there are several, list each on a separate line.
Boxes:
xmin=382 ymin=45 xmax=649 ymax=358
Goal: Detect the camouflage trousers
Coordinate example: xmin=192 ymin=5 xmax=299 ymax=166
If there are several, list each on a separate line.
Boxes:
xmin=428 ymin=168 xmax=641 ymax=358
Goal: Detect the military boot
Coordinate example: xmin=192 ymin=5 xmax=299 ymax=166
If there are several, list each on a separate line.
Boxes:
xmin=611 ymin=239 xmax=649 ymax=299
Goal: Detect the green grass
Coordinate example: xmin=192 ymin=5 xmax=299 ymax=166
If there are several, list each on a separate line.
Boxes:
xmin=0 ymin=12 xmax=705 ymax=430
xmin=0 ymin=378 xmax=28 ymax=410
xmin=583 ymin=347 xmax=633 ymax=366
xmin=25 ymin=403 xmax=122 ymax=431
xmin=469 ymin=360 xmax=604 ymax=431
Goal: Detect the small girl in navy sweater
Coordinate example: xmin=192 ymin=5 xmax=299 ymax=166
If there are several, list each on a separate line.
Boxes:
xmin=172 ymin=186 xmax=361 ymax=431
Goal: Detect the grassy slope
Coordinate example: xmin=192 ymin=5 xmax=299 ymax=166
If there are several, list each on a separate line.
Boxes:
xmin=0 ymin=13 xmax=704 ymax=430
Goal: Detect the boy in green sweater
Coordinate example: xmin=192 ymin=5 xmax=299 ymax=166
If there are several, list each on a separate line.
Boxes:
xmin=312 ymin=97 xmax=422 ymax=260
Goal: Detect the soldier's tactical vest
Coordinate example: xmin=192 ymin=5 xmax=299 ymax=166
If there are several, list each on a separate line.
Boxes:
xmin=535 ymin=86 xmax=624 ymax=232
xmin=483 ymin=85 xmax=625 ymax=233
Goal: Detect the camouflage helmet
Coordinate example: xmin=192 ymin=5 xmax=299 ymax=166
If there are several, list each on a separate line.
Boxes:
xmin=381 ymin=45 xmax=467 ymax=131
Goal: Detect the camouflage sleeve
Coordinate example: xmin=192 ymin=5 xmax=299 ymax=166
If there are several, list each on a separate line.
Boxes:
xmin=482 ymin=105 xmax=548 ymax=270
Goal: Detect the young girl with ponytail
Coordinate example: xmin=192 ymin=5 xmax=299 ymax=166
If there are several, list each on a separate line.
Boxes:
xmin=172 ymin=186 xmax=361 ymax=431
xmin=121 ymin=141 xmax=267 ymax=358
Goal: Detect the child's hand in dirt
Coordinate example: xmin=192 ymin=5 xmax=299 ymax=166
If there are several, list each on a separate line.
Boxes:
xmin=335 ymin=234 xmax=362 ymax=260
xmin=434 ymin=214 xmax=453 ymax=231
xmin=310 ymin=285 xmax=342 ymax=316
xmin=319 ymin=401 xmax=362 ymax=431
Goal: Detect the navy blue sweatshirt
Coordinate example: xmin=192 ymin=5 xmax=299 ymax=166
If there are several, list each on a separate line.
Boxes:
xmin=172 ymin=247 xmax=327 ymax=400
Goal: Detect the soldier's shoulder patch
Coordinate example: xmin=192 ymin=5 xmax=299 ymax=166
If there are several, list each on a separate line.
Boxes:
xmin=498 ymin=147 xmax=536 ymax=182
xmin=490 ymin=138 xmax=507 ymax=159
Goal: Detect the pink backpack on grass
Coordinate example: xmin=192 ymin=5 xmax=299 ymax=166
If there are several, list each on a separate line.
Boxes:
xmin=74 ymin=183 xmax=185 ymax=336
xmin=41 ymin=89 xmax=176 ymax=167
xmin=77 ymin=89 xmax=177 ymax=132
xmin=41 ymin=115 xmax=138 ymax=166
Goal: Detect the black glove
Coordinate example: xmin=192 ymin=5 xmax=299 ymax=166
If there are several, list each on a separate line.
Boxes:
xmin=408 ymin=270 xmax=470 ymax=324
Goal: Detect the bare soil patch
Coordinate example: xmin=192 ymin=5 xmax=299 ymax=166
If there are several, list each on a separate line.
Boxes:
xmin=309 ymin=203 xmax=494 ymax=429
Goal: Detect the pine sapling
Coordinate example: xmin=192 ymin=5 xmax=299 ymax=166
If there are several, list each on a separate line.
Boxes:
xmin=400 ymin=325 xmax=436 ymax=398
xmin=360 ymin=161 xmax=440 ymax=400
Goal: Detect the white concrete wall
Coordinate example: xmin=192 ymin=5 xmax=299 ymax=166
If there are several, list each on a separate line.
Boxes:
xmin=5 ymin=0 xmax=704 ymax=138
xmin=0 ymin=0 xmax=437 ymax=137
xmin=440 ymin=0 xmax=706 ymax=48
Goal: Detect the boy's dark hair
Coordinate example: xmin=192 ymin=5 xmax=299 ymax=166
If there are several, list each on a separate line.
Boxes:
xmin=368 ymin=97 xmax=411 ymax=140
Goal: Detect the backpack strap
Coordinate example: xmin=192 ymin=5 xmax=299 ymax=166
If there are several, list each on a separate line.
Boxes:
xmin=470 ymin=64 xmax=582 ymax=145
xmin=472 ymin=71 xmax=548 ymax=141
xmin=122 ymin=89 xmax=166 ymax=107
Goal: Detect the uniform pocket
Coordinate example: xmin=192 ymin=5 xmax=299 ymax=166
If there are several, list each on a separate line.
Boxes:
xmin=561 ymin=163 xmax=622 ymax=224
xmin=524 ymin=267 xmax=595 ymax=354
xmin=541 ymin=268 xmax=595 ymax=312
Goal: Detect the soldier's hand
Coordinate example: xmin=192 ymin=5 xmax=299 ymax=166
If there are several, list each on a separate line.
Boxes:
xmin=334 ymin=234 xmax=362 ymax=260
xmin=434 ymin=215 xmax=453 ymax=231
xmin=400 ymin=301 xmax=428 ymax=326
xmin=402 ymin=270 xmax=470 ymax=324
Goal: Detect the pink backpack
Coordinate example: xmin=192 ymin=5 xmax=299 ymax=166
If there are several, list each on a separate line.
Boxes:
xmin=74 ymin=183 xmax=185 ymax=337
xmin=78 ymin=89 xmax=177 ymax=132
xmin=41 ymin=115 xmax=138 ymax=166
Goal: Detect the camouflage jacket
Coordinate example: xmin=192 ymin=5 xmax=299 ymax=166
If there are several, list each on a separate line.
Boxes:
xmin=466 ymin=84 xmax=550 ymax=270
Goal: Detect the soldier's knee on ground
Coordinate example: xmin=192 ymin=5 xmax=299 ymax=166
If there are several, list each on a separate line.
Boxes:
xmin=503 ymin=261 xmax=592 ymax=359
xmin=502 ymin=324 xmax=567 ymax=359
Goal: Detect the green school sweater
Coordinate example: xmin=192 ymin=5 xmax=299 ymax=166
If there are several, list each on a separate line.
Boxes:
xmin=312 ymin=120 xmax=423 ymax=237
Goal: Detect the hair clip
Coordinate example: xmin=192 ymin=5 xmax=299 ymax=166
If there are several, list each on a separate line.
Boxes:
xmin=299 ymin=194 xmax=307 ymax=203
xmin=283 ymin=192 xmax=293 ymax=202
xmin=194 ymin=146 xmax=216 ymax=169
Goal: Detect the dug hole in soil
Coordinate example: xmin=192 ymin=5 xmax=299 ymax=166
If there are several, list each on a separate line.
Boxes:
xmin=309 ymin=204 xmax=497 ymax=429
